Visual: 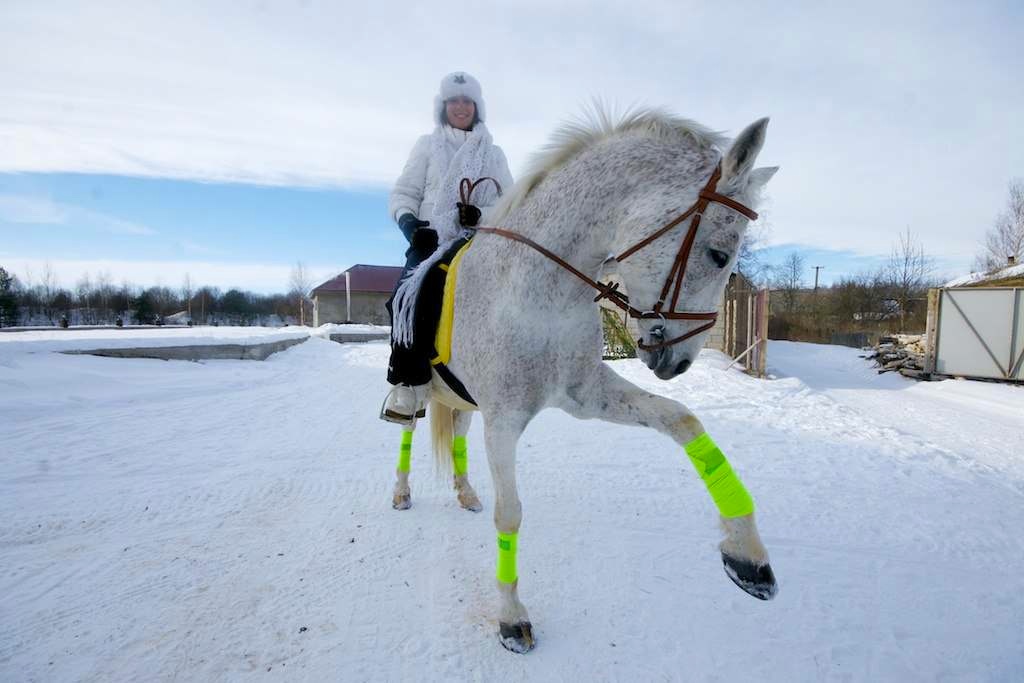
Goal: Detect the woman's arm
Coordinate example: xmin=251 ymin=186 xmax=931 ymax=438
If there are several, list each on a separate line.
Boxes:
xmin=388 ymin=135 xmax=432 ymax=223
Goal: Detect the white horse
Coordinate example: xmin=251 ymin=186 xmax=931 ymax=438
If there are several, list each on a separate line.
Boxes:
xmin=404 ymin=108 xmax=778 ymax=653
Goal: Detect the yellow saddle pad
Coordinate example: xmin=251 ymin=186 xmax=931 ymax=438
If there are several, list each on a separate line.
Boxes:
xmin=432 ymin=239 xmax=473 ymax=367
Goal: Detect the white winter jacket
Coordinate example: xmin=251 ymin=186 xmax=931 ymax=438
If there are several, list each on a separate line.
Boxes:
xmin=388 ymin=124 xmax=513 ymax=240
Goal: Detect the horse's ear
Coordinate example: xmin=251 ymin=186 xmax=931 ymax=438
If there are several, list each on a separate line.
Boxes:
xmin=721 ymin=117 xmax=769 ymax=188
xmin=747 ymin=166 xmax=779 ymax=193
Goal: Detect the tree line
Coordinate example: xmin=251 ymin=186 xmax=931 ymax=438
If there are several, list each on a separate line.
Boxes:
xmin=760 ymin=235 xmax=942 ymax=344
xmin=0 ymin=265 xmax=314 ymax=328
xmin=743 ymin=178 xmax=1024 ymax=344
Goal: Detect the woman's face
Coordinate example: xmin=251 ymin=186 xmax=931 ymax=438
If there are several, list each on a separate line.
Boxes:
xmin=445 ymin=96 xmax=476 ymax=131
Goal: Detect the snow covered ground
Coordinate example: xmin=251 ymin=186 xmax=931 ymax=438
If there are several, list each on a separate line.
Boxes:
xmin=1 ymin=333 xmax=1022 ymax=681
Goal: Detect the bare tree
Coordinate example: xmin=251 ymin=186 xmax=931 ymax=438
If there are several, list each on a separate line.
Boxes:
xmin=182 ymin=273 xmax=193 ymax=321
xmin=0 ymin=266 xmax=19 ymax=327
xmin=96 ymin=270 xmax=112 ymax=321
xmin=975 ymin=179 xmax=1024 ymax=272
xmin=288 ymin=262 xmax=315 ymax=326
xmin=40 ymin=262 xmax=58 ymax=322
xmin=118 ymin=280 xmax=133 ymax=322
xmin=772 ymin=251 xmax=805 ymax=313
xmin=884 ymin=227 xmax=933 ymax=329
xmin=76 ymin=273 xmax=93 ymax=324
xmin=737 ymin=214 xmax=772 ymax=285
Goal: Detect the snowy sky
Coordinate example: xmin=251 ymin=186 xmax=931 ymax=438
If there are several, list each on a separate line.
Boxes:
xmin=1 ymin=0 xmax=1022 ymax=292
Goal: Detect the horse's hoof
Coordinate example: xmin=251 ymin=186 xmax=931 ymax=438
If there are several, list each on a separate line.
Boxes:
xmin=392 ymin=493 xmax=411 ymax=510
xmin=722 ymin=553 xmax=777 ymax=600
xmin=458 ymin=492 xmax=483 ymax=513
xmin=498 ymin=621 xmax=535 ymax=653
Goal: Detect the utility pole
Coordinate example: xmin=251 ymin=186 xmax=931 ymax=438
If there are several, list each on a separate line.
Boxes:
xmin=813 ymin=266 xmax=825 ymax=292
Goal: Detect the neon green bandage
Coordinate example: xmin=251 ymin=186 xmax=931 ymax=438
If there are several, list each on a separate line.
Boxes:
xmin=397 ymin=430 xmax=413 ymax=473
xmin=496 ymin=532 xmax=518 ymax=584
xmin=452 ymin=435 xmax=468 ymax=477
xmin=684 ymin=433 xmax=754 ymax=518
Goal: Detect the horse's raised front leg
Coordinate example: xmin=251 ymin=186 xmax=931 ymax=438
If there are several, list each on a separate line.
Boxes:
xmin=560 ymin=365 xmax=777 ymax=600
xmin=452 ymin=409 xmax=483 ymax=512
xmin=392 ymin=426 xmax=414 ymax=510
xmin=483 ymin=411 xmax=535 ymax=653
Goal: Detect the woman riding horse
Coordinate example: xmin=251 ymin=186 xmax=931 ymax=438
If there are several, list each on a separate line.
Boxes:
xmin=381 ymin=71 xmax=513 ymax=512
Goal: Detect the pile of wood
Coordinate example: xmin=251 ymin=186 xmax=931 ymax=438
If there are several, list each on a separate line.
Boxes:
xmin=863 ymin=334 xmax=928 ymax=378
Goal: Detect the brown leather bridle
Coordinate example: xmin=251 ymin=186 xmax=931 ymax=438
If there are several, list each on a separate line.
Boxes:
xmin=465 ymin=163 xmax=759 ymax=351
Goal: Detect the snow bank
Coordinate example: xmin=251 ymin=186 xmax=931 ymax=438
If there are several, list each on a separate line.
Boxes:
xmin=311 ymin=322 xmax=390 ymax=339
xmin=0 ymin=325 xmax=312 ymax=356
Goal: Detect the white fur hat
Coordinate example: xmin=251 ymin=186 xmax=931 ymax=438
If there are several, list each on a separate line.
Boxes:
xmin=434 ymin=71 xmax=486 ymax=125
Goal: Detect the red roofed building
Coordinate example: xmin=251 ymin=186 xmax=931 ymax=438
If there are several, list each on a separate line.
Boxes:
xmin=311 ymin=264 xmax=403 ymax=326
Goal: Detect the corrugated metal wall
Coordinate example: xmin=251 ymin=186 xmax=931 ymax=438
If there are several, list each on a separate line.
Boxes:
xmin=928 ymin=287 xmax=1024 ymax=381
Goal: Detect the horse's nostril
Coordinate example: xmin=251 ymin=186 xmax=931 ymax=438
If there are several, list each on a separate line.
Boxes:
xmin=675 ymin=358 xmax=692 ymax=375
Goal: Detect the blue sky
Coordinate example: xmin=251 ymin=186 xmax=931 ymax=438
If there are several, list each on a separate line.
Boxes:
xmin=0 ymin=173 xmax=959 ymax=292
xmin=0 ymin=172 xmax=399 ymax=291
xmin=752 ymin=244 xmax=927 ymax=287
xmin=1 ymin=1 xmax=1021 ymax=292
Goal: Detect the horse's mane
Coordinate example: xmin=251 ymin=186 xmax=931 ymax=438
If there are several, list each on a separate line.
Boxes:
xmin=490 ymin=104 xmax=727 ymax=223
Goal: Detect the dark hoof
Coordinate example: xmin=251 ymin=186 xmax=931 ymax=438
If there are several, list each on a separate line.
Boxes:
xmin=722 ymin=553 xmax=777 ymax=600
xmin=498 ymin=621 xmax=535 ymax=653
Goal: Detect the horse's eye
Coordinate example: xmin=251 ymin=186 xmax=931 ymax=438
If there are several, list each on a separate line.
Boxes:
xmin=709 ymin=249 xmax=730 ymax=268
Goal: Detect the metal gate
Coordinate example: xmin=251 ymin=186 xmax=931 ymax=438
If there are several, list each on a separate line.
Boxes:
xmin=925 ymin=287 xmax=1024 ymax=382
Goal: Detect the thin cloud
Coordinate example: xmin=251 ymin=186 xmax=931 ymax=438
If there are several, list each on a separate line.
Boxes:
xmin=77 ymin=209 xmax=156 ymax=236
xmin=178 ymin=240 xmax=228 ymax=257
xmin=0 ymin=195 xmax=69 ymax=224
xmin=0 ymin=194 xmax=156 ymax=236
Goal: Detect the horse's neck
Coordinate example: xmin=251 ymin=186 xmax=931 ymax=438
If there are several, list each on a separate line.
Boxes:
xmin=507 ymin=134 xmax=709 ymax=277
xmin=508 ymin=169 xmax=622 ymax=283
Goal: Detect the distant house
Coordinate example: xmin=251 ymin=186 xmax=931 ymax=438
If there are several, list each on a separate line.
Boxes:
xmin=311 ymin=264 xmax=403 ymax=326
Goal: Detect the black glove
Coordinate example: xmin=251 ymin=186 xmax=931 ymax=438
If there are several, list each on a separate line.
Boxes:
xmin=457 ymin=202 xmax=481 ymax=227
xmin=411 ymin=226 xmax=438 ymax=253
xmin=398 ymin=213 xmax=430 ymax=243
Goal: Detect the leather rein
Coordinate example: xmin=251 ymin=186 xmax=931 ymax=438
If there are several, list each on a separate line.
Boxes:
xmin=461 ymin=165 xmax=758 ymax=351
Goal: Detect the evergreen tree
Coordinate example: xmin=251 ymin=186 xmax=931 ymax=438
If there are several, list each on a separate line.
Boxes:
xmin=0 ymin=266 xmax=20 ymax=327
xmin=133 ymin=289 xmax=157 ymax=325
xmin=220 ymin=289 xmax=250 ymax=324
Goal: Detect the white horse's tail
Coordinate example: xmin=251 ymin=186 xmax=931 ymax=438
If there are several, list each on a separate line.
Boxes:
xmin=430 ymin=399 xmax=455 ymax=479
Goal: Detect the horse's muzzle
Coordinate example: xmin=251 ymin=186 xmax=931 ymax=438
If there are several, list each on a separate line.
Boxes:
xmin=643 ymin=344 xmax=693 ymax=380
xmin=640 ymin=326 xmax=680 ymax=378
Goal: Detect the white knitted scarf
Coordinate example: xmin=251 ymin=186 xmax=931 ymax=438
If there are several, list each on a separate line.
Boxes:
xmin=392 ymin=123 xmax=500 ymax=348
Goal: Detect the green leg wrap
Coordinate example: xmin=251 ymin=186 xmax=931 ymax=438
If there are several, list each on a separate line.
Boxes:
xmin=684 ymin=432 xmax=755 ymax=518
xmin=496 ymin=532 xmax=518 ymax=584
xmin=397 ymin=430 xmax=413 ymax=473
xmin=452 ymin=435 xmax=468 ymax=477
